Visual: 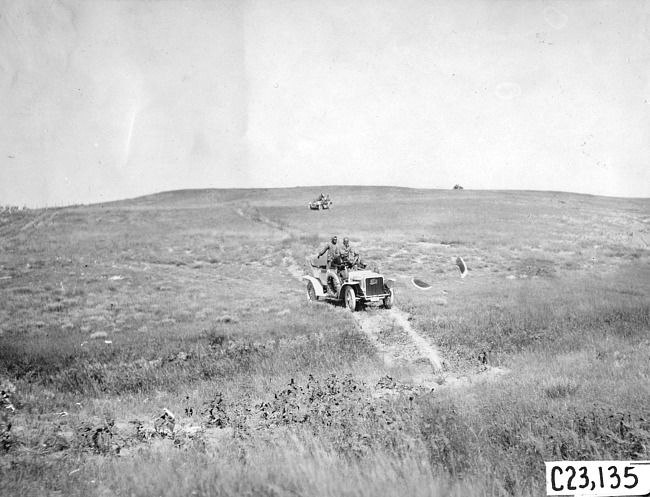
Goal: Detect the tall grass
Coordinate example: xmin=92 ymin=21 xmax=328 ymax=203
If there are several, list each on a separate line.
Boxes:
xmin=410 ymin=270 xmax=649 ymax=365
xmin=1 ymin=188 xmax=649 ymax=496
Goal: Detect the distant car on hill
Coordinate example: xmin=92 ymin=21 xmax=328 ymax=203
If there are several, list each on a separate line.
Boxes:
xmin=309 ymin=194 xmax=332 ymax=210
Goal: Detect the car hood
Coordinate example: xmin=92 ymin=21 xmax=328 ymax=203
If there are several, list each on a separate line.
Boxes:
xmin=348 ymin=270 xmax=382 ymax=281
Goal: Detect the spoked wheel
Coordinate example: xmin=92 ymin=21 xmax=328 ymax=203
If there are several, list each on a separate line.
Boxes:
xmin=344 ymin=286 xmax=357 ymax=312
xmin=306 ymin=281 xmax=317 ymax=302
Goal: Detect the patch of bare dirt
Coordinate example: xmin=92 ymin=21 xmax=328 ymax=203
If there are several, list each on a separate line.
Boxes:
xmin=282 ymin=256 xmax=307 ymax=282
xmin=354 ymin=308 xmax=442 ymax=371
xmin=353 ymin=306 xmax=507 ymax=392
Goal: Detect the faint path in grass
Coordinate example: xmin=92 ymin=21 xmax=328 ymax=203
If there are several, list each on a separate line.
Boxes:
xmin=282 ymin=256 xmax=308 ymax=282
xmin=20 ymin=210 xmax=59 ymax=231
xmin=234 ymin=204 xmax=300 ymax=236
xmin=233 ymin=203 xmax=308 ymax=282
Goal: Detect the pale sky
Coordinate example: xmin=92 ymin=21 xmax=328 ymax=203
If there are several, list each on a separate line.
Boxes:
xmin=1 ymin=0 xmax=648 ymax=207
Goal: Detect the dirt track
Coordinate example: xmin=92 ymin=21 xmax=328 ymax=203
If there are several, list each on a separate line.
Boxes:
xmin=235 ymin=201 xmax=508 ymax=391
xmin=353 ymin=308 xmax=442 ymax=370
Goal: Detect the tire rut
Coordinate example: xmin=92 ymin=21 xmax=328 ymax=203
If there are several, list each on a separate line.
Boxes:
xmin=20 ymin=210 xmax=59 ymax=231
xmin=353 ymin=308 xmax=443 ymax=372
xmin=233 ymin=203 xmax=307 ymax=282
xmin=353 ymin=307 xmax=508 ymax=392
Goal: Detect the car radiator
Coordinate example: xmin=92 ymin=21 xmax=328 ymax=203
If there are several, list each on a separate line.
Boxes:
xmin=365 ymin=277 xmax=384 ymax=297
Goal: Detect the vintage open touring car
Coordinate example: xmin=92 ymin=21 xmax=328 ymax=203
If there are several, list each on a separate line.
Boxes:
xmin=309 ymin=194 xmax=333 ymax=210
xmin=302 ymin=254 xmax=394 ymax=312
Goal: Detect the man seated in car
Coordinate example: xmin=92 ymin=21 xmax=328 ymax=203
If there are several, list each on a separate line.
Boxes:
xmin=336 ymin=237 xmax=366 ymax=280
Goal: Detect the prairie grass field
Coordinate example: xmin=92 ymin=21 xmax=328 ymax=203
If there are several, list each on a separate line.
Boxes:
xmin=1 ymin=186 xmax=649 ymax=496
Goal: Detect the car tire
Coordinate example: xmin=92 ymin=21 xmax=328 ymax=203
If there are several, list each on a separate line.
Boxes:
xmin=383 ymin=289 xmax=394 ymax=309
xmin=307 ymin=281 xmax=317 ymax=302
xmin=344 ymin=286 xmax=357 ymax=312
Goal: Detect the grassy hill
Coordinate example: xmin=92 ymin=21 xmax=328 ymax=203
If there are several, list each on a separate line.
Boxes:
xmin=1 ymin=187 xmax=649 ymax=496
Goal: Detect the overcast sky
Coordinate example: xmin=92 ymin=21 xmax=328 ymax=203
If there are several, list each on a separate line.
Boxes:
xmin=1 ymin=0 xmax=648 ymax=207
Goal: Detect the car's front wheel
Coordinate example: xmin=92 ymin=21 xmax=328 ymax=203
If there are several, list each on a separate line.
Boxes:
xmin=383 ymin=289 xmax=394 ymax=309
xmin=344 ymin=286 xmax=357 ymax=312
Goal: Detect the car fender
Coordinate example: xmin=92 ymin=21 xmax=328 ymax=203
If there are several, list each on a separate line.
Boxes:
xmin=340 ymin=281 xmax=361 ymax=294
xmin=302 ymin=275 xmax=325 ymax=297
xmin=384 ymin=278 xmax=396 ymax=288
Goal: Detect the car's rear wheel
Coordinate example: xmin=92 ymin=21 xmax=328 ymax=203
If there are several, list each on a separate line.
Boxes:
xmin=383 ymin=289 xmax=394 ymax=309
xmin=307 ymin=281 xmax=317 ymax=302
xmin=344 ymin=286 xmax=357 ymax=312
